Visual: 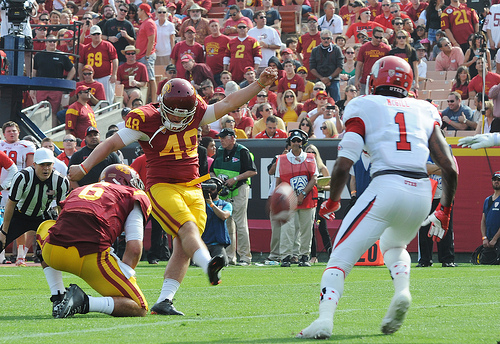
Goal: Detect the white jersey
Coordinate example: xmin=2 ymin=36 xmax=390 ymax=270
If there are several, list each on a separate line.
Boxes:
xmin=485 ymin=5 xmax=500 ymax=48
xmin=339 ymin=95 xmax=442 ymax=176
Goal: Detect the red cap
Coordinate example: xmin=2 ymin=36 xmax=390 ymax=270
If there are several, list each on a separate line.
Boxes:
xmin=139 ymin=3 xmax=151 ymax=14
xmin=184 ymin=25 xmax=196 ymax=33
xmin=76 ymin=85 xmax=91 ymax=94
xmin=307 ymin=15 xmax=318 ymax=22
xmin=282 ymin=48 xmax=293 ymax=55
xmin=82 ymin=64 xmax=93 ymax=72
xmin=180 ymin=54 xmax=194 ymax=62
xmin=209 ymin=19 xmax=218 ymax=25
xmin=167 ymin=2 xmax=176 ymax=8
xmin=214 ymin=87 xmax=225 ymax=94
xmin=244 ymin=66 xmax=254 ymax=72
xmin=359 ymin=7 xmax=370 ymax=13
xmin=316 ymin=90 xmax=328 ymax=98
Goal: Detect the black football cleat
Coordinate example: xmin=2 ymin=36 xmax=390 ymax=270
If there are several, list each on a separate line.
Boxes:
xmin=150 ymin=299 xmax=184 ymax=316
xmin=207 ymin=255 xmax=225 ymax=285
xmin=54 ymin=284 xmax=89 ymax=318
xmin=50 ymin=291 xmax=65 ymax=318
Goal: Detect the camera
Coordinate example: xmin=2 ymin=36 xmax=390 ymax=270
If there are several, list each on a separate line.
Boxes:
xmin=201 ymin=177 xmax=230 ymax=199
xmin=326 ymin=105 xmax=335 ymax=110
xmin=201 ymin=181 xmax=218 ymax=199
xmin=86 ymin=20 xmax=91 ymax=26
xmin=2 ymin=0 xmax=34 ymax=25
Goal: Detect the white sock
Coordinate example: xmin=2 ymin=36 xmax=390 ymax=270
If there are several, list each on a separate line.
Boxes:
xmin=43 ymin=266 xmax=65 ymax=295
xmin=17 ymin=245 xmax=25 ymax=259
xmin=318 ymin=267 xmax=344 ymax=321
xmin=383 ymin=248 xmax=411 ymax=294
xmin=88 ymin=296 xmax=114 ymax=314
xmin=156 ymin=278 xmax=180 ymax=304
xmin=24 ymin=246 xmax=29 ymax=257
xmin=191 ymin=248 xmax=211 ymax=274
xmin=0 ymin=250 xmax=5 ymax=262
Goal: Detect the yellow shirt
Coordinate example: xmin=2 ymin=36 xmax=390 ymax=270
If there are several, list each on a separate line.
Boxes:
xmin=282 ymin=108 xmax=298 ymax=124
xmin=302 ymin=81 xmax=315 ymax=101
xmin=235 ymin=128 xmax=248 ymax=139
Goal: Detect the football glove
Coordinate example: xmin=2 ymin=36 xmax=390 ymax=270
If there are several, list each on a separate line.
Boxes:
xmin=422 ymin=203 xmax=452 ymax=242
xmin=458 ymin=133 xmax=500 ymax=150
xmin=319 ymin=199 xmax=341 ymax=221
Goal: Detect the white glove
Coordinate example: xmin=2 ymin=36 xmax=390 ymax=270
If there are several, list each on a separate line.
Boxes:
xmin=109 ymin=248 xmax=136 ymax=279
xmin=458 ymin=133 xmax=499 ymax=150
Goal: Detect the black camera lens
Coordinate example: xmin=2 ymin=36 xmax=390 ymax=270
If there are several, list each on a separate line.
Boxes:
xmin=86 ymin=20 xmax=91 ymax=26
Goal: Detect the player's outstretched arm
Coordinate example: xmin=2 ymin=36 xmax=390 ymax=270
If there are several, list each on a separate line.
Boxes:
xmin=458 ymin=133 xmax=500 ymax=149
xmin=213 ymin=67 xmax=277 ymax=120
xmin=68 ymin=134 xmax=126 ymax=182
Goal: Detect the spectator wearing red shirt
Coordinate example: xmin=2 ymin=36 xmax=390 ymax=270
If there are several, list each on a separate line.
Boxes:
xmin=345 ymin=7 xmax=388 ymax=43
xmin=231 ymin=106 xmax=254 ymax=137
xmin=223 ymin=5 xmax=254 ymax=37
xmin=367 ymin=0 xmax=382 ymax=20
xmin=181 ymin=54 xmax=216 ymax=91
xmin=297 ymin=16 xmax=321 ymax=81
xmin=116 ymin=45 xmax=149 ymax=107
xmin=468 ymin=58 xmax=500 ymax=97
xmin=254 ymin=115 xmax=288 ymax=138
xmin=374 ymin=0 xmax=394 ymax=29
xmin=65 ymin=85 xmax=98 ymax=140
xmin=57 ymin=134 xmax=78 ymax=166
xmin=137 ymin=3 xmax=158 ymax=103
xmin=406 ymin=0 xmax=428 ymax=22
xmin=277 ymin=60 xmax=305 ymax=104
xmin=205 ymin=19 xmax=230 ymax=86
xmin=171 ymin=26 xmax=205 ymax=79
xmin=69 ymin=65 xmax=106 ymax=106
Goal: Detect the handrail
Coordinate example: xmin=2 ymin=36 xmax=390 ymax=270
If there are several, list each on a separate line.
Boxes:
xmin=21 ymin=101 xmax=52 ymax=121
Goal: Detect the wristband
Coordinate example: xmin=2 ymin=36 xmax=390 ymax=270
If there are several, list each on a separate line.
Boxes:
xmin=233 ymin=176 xmax=238 ymax=182
xmin=256 ymin=79 xmax=265 ymax=88
xmin=482 ymin=236 xmax=488 ymax=240
xmin=350 ymin=191 xmax=357 ymax=196
xmin=0 ymin=228 xmax=7 ymax=236
xmin=210 ymin=203 xmax=216 ymax=209
xmin=79 ymin=164 xmax=88 ymax=175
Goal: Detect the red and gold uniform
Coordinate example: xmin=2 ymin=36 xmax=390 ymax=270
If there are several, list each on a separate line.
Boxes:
xmin=204 ymin=34 xmax=230 ymax=75
xmin=277 ymin=74 xmax=305 ymax=96
xmin=441 ymin=4 xmax=479 ymax=45
xmin=123 ymin=95 xmax=210 ymax=236
xmin=225 ymin=36 xmax=262 ymax=82
xmin=369 ymin=3 xmax=382 ymax=20
xmin=117 ymin=61 xmax=149 ymax=89
xmin=65 ymin=101 xmax=97 ymax=140
xmin=357 ymin=41 xmax=391 ymax=82
xmin=297 ymin=32 xmax=320 ymax=80
xmin=339 ymin=4 xmax=355 ymax=24
xmin=38 ymin=182 xmax=151 ymax=310
xmin=81 ymin=41 xmax=118 ymax=79
xmin=406 ymin=2 xmax=428 ymax=22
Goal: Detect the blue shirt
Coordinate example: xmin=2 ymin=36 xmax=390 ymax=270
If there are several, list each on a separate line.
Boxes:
xmin=202 ymin=199 xmax=232 ymax=246
xmin=483 ymin=195 xmax=500 ymax=239
xmin=441 ymin=105 xmax=473 ymax=130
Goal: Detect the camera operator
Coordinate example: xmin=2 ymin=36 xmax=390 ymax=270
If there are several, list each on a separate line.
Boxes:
xmin=0 ymin=0 xmax=38 ymax=72
xmin=201 ymin=177 xmax=231 ymax=266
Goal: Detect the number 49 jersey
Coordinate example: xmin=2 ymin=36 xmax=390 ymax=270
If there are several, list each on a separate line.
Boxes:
xmin=341 ymin=95 xmax=442 ymax=175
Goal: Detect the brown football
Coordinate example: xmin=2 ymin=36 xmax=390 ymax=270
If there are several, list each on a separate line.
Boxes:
xmin=268 ymin=182 xmax=297 ymax=223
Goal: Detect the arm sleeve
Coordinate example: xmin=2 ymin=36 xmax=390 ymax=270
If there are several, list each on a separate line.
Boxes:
xmin=117 ymin=127 xmax=149 ymax=145
xmin=124 ymin=203 xmax=144 ymax=242
xmin=0 ymin=164 xmax=17 ymax=190
xmin=336 ymin=131 xmax=364 ymax=164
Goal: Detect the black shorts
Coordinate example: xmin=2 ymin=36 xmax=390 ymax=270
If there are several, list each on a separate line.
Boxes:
xmin=2 ymin=210 xmax=45 ymax=249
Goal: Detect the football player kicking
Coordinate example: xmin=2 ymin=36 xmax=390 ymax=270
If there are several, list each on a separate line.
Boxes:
xmin=68 ymin=68 xmax=278 ymax=316
xmin=37 ymin=164 xmax=151 ymax=318
xmin=296 ymin=56 xmax=458 ymax=339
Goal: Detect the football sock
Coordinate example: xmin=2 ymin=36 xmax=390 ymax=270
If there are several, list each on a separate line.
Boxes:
xmin=17 ymin=245 xmax=25 ymax=259
xmin=192 ymin=248 xmax=211 ymax=274
xmin=157 ymin=278 xmax=180 ymax=304
xmin=43 ymin=266 xmax=65 ymax=295
xmin=383 ymin=248 xmax=411 ymax=294
xmin=318 ymin=267 xmax=344 ymax=320
xmin=88 ymin=296 xmax=114 ymax=315
xmin=0 ymin=250 xmax=5 ymax=262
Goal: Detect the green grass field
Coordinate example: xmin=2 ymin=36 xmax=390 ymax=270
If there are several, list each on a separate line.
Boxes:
xmin=1 ymin=262 xmax=499 ymax=344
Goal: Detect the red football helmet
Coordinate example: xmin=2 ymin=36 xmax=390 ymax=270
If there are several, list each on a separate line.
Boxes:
xmin=368 ymin=56 xmax=413 ymax=98
xmin=160 ymin=78 xmax=198 ymax=132
xmin=99 ymin=164 xmax=144 ymax=190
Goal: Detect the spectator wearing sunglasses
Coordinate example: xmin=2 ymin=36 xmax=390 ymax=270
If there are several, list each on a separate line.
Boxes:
xmin=248 ymin=10 xmax=281 ymax=74
xmin=57 ymin=134 xmax=78 ymax=166
xmin=345 ymin=7 xmax=389 ymax=43
xmin=223 ymin=5 xmax=253 ymax=37
xmin=102 ymin=3 xmax=137 ymax=64
xmin=441 ymin=91 xmax=473 ymax=131
xmin=154 ymin=6 xmax=175 ymax=65
xmin=224 ymin=0 xmax=254 ymax=22
xmin=300 ymin=82 xmax=335 ymax=115
xmin=65 ymin=85 xmax=98 ymax=140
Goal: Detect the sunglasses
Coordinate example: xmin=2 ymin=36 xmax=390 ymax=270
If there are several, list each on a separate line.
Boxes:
xmin=285 ymin=95 xmax=294 ymax=98
xmin=119 ymin=8 xmax=128 ymax=12
xmin=230 ymin=12 xmax=237 ymax=16
xmin=297 ymin=71 xmax=307 ymax=74
xmin=382 ymin=3 xmax=390 ymax=6
xmin=167 ymin=70 xmax=176 ymax=74
xmin=63 ymin=139 xmax=75 ymax=142
xmin=225 ymin=119 xmax=235 ymax=122
xmin=47 ymin=40 xmax=56 ymax=43
xmin=493 ymin=177 xmax=500 ymax=181
xmin=313 ymin=87 xmax=324 ymax=91
xmin=258 ymin=16 xmax=265 ymax=19
xmin=373 ymin=35 xmax=383 ymax=40
xmin=300 ymin=123 xmax=310 ymax=127
xmin=394 ymin=22 xmax=403 ymax=25
xmin=397 ymin=36 xmax=406 ymax=39
xmin=291 ymin=138 xmax=302 ymax=143
xmin=320 ymin=126 xmax=327 ymax=130
xmin=257 ymin=94 xmax=267 ymax=97
xmin=306 ymin=151 xmax=316 ymax=154
xmin=91 ymin=33 xmax=101 ymax=36
xmin=345 ymin=51 xmax=354 ymax=54
xmin=83 ymin=17 xmax=92 ymax=20
xmin=347 ymin=89 xmax=357 ymax=92
xmin=237 ymin=26 xmax=247 ymax=29
xmin=157 ymin=11 xmax=167 ymax=13
xmin=263 ymin=108 xmax=272 ymax=112
xmin=79 ymin=90 xmax=90 ymax=94
xmin=321 ymin=37 xmax=332 ymax=40
xmin=447 ymin=99 xmax=455 ymax=103
xmin=83 ymin=72 xmax=92 ymax=75
xmin=317 ymin=96 xmax=327 ymax=100
xmin=390 ymin=10 xmax=399 ymax=14
xmin=125 ymin=52 xmax=136 ymax=55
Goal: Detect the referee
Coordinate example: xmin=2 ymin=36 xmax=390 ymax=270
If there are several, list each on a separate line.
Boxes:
xmin=0 ymin=148 xmax=70 ymax=266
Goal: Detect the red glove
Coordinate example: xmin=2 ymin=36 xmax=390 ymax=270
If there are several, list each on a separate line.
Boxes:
xmin=421 ymin=203 xmax=452 ymax=242
xmin=319 ymin=199 xmax=341 ymax=221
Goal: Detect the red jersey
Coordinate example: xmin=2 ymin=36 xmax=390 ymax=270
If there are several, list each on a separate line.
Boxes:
xmin=136 ymin=17 xmax=157 ymax=59
xmin=254 ymin=129 xmax=288 ymax=138
xmin=46 ymin=183 xmax=151 ymax=256
xmin=124 ymin=97 xmax=207 ymax=188
xmin=56 ymin=151 xmax=71 ymax=166
xmin=0 ymin=150 xmax=14 ymax=170
xmin=441 ymin=4 xmax=479 ymax=45
xmin=171 ymin=41 xmax=205 ymax=79
xmin=117 ymin=61 xmax=149 ymax=88
xmin=277 ymin=153 xmax=317 ymax=209
xmin=81 ymin=40 xmax=118 ymax=79
xmin=157 ymin=78 xmax=168 ymax=96
xmin=468 ymin=72 xmax=500 ymax=94
xmin=406 ymin=3 xmax=428 ymax=22
xmin=297 ymin=32 xmax=321 ymax=78
xmin=358 ymin=41 xmax=391 ymax=81
xmin=368 ymin=3 xmax=382 ymax=20
xmin=65 ymin=101 xmax=97 ymax=140
xmin=339 ymin=5 xmax=355 ymax=24
xmin=277 ymin=74 xmax=305 ymax=95
xmin=345 ymin=21 xmax=387 ymax=42
xmin=222 ymin=17 xmax=254 ymax=37
xmin=204 ymin=34 xmax=230 ymax=75
xmin=374 ymin=13 xmax=393 ymax=29
xmin=225 ymin=36 xmax=262 ymax=82
xmin=236 ymin=116 xmax=254 ymax=131
xmin=70 ymin=80 xmax=106 ymax=101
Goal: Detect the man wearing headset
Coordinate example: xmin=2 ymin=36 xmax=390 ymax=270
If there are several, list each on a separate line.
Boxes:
xmin=274 ymin=129 xmax=318 ymax=267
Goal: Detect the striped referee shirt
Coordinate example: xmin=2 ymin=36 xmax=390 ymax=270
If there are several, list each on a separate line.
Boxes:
xmin=9 ymin=167 xmax=70 ymax=218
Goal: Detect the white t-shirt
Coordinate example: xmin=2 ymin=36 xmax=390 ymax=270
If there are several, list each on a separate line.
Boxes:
xmin=248 ymin=25 xmax=282 ymax=67
xmin=155 ymin=19 xmax=176 ymax=57
xmin=307 ymin=108 xmax=337 ymax=138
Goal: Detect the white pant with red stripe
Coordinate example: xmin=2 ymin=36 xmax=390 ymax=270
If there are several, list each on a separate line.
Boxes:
xmin=327 ymin=174 xmax=432 ymax=275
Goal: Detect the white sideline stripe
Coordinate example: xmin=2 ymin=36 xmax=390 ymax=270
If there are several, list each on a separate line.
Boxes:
xmin=4 ymin=301 xmax=500 ymax=340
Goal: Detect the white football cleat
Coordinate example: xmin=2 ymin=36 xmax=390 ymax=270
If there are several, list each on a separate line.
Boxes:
xmin=296 ymin=318 xmax=333 ymax=339
xmin=381 ymin=291 xmax=411 ymax=335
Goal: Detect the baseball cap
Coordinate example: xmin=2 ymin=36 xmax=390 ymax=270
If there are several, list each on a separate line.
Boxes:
xmin=214 ymin=87 xmax=225 ymax=95
xmin=436 ymin=29 xmax=446 ymax=37
xmin=282 ymin=48 xmax=293 ymax=55
xmin=76 ymin=85 xmax=91 ymax=94
xmin=89 ymin=25 xmax=102 ymax=35
xmin=34 ymin=148 xmax=55 ymax=164
xmin=82 ymin=64 xmax=93 ymax=72
xmin=493 ymin=171 xmax=500 ymax=179
xmin=288 ymin=129 xmax=307 ymax=143
xmin=297 ymin=66 xmax=308 ymax=73
xmin=165 ymin=64 xmax=176 ymax=72
xmin=167 ymin=2 xmax=176 ymax=9
xmin=139 ymin=3 xmax=151 ymax=14
xmin=307 ymin=15 xmax=318 ymax=22
xmin=180 ymin=54 xmax=194 ymax=62
xmin=357 ymin=29 xmax=368 ymax=37
xmin=244 ymin=66 xmax=254 ymax=73
xmin=359 ymin=7 xmax=370 ymax=13
xmin=414 ymin=43 xmax=425 ymax=50
xmin=209 ymin=19 xmax=218 ymax=25
xmin=216 ymin=128 xmax=235 ymax=138
xmin=86 ymin=126 xmax=99 ymax=135
xmin=316 ymin=90 xmax=328 ymax=98
xmin=185 ymin=25 xmax=196 ymax=33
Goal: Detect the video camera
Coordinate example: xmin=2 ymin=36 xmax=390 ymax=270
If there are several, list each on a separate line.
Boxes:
xmin=201 ymin=177 xmax=230 ymax=199
xmin=1 ymin=0 xmax=34 ymax=24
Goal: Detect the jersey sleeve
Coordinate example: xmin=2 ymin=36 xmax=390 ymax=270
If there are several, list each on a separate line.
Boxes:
xmin=0 ymin=150 xmax=14 ymax=169
xmin=132 ymin=189 xmax=152 ymax=220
